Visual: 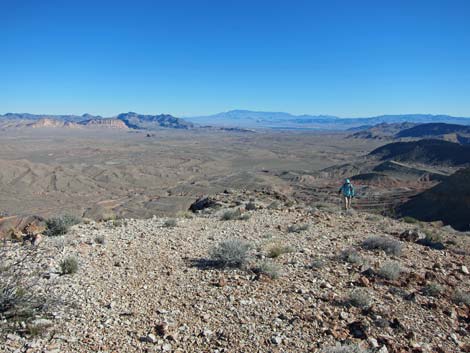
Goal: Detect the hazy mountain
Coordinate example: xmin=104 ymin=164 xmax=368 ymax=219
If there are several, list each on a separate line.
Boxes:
xmin=186 ymin=110 xmax=470 ymax=130
xmin=0 ymin=112 xmax=193 ymax=130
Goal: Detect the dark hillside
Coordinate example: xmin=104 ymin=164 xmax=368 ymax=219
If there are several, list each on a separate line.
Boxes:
xmin=369 ymin=139 xmax=470 ymax=166
xmin=396 ymin=123 xmax=470 ymax=138
xmin=397 ymin=167 xmax=470 ymax=230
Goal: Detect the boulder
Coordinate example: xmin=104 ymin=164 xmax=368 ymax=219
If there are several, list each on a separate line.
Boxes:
xmin=189 ymin=196 xmax=220 ymax=212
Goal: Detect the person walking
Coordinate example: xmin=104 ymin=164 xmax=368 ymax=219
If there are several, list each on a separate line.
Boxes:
xmin=338 ymin=178 xmax=355 ymax=210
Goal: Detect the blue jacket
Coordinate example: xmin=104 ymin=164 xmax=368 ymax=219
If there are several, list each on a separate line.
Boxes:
xmin=339 ymin=183 xmax=355 ymax=197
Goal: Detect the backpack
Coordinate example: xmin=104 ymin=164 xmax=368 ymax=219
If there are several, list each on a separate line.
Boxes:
xmin=341 ymin=183 xmax=355 ymax=197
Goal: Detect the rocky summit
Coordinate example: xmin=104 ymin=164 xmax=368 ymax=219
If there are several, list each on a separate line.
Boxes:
xmin=1 ymin=191 xmax=470 ymax=353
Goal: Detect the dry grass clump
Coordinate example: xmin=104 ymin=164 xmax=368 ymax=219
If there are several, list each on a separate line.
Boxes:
xmin=362 ymin=236 xmax=402 ymax=256
xmin=377 ymin=260 xmax=402 ymax=280
xmin=402 ymin=216 xmax=419 ymax=224
xmin=267 ymin=201 xmax=281 ymax=210
xmin=348 ymin=288 xmax=372 ymax=309
xmin=45 ymin=214 xmax=81 ymax=236
xmin=209 ymin=239 xmax=251 ymax=268
xmin=267 ymin=244 xmax=294 ymax=258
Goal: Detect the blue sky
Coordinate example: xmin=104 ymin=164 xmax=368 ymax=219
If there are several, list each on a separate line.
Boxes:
xmin=1 ymin=0 xmax=470 ymax=117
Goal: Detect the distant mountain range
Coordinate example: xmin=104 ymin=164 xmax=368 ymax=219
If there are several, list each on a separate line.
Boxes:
xmin=185 ymin=110 xmax=470 ymax=130
xmin=0 ymin=112 xmax=193 ymax=130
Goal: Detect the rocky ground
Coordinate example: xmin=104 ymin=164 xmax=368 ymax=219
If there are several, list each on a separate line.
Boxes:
xmin=1 ymin=191 xmax=470 ymax=353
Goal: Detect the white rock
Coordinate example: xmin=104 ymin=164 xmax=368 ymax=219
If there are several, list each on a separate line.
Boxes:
xmin=461 ymin=265 xmax=469 ymax=275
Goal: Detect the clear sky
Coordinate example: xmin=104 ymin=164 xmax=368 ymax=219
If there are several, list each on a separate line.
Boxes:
xmin=2 ymin=0 xmax=470 ymax=117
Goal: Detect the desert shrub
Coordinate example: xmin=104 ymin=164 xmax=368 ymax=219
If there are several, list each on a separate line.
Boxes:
xmin=362 ymin=236 xmax=402 ymax=256
xmin=110 ymin=219 xmax=127 ymax=227
xmin=221 ymin=208 xmax=243 ymax=221
xmin=340 ymin=248 xmax=363 ymax=265
xmin=267 ymin=244 xmax=294 ymax=258
xmin=94 ymin=235 xmax=105 ymax=245
xmin=245 ymin=201 xmax=256 ymax=211
xmin=422 ymin=282 xmax=443 ymax=297
xmin=253 ymin=260 xmax=280 ymax=279
xmin=0 ymin=246 xmax=46 ymax=330
xmin=288 ymin=223 xmax=309 ymax=233
xmin=423 ymin=230 xmax=443 ymax=243
xmin=452 ymin=289 xmax=470 ymax=305
xmin=322 ymin=344 xmax=369 ymax=353
xmin=310 ymin=256 xmax=325 ymax=269
xmin=402 ymin=216 xmax=418 ymax=224
xmin=238 ymin=213 xmax=251 ymax=221
xmin=176 ymin=211 xmax=193 ymax=219
xmin=45 ymin=214 xmax=81 ymax=236
xmin=60 ymin=256 xmax=79 ymax=275
xmin=267 ymin=201 xmax=280 ymax=210
xmin=348 ymin=288 xmax=372 ymax=309
xmin=209 ymin=239 xmax=251 ymax=268
xmin=378 ymin=260 xmax=402 ymax=280
xmin=163 ymin=219 xmax=177 ymax=228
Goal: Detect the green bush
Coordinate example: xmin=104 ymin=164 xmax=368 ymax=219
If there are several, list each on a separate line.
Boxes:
xmin=45 ymin=214 xmax=81 ymax=236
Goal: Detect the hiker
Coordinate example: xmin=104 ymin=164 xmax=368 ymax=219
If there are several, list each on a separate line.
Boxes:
xmin=338 ymin=178 xmax=355 ymax=210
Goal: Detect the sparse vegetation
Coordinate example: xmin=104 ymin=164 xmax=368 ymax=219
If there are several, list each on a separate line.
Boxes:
xmin=423 ymin=229 xmax=443 ymax=243
xmin=163 ymin=219 xmax=177 ymax=228
xmin=253 ymin=260 xmax=280 ymax=279
xmin=422 ymin=282 xmax=443 ymax=297
xmin=176 ymin=210 xmax=194 ymax=219
xmin=362 ymin=236 xmax=402 ymax=256
xmin=378 ymin=260 xmax=402 ymax=280
xmin=310 ymin=256 xmax=325 ymax=269
xmin=209 ymin=239 xmax=251 ymax=268
xmin=402 ymin=216 xmax=419 ymax=224
xmin=348 ymin=288 xmax=372 ymax=309
xmin=94 ymin=235 xmax=106 ymax=244
xmin=0 ymin=246 xmax=47 ymax=331
xmin=60 ymin=256 xmax=79 ymax=275
xmin=287 ymin=223 xmax=309 ymax=233
xmin=245 ymin=201 xmax=256 ymax=211
xmin=45 ymin=214 xmax=81 ymax=236
xmin=267 ymin=244 xmax=294 ymax=258
xmin=267 ymin=200 xmax=280 ymax=210
xmin=322 ymin=344 xmax=369 ymax=353
xmin=221 ymin=208 xmax=250 ymax=221
xmin=452 ymin=289 xmax=470 ymax=305
xmin=339 ymin=247 xmax=363 ymax=265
